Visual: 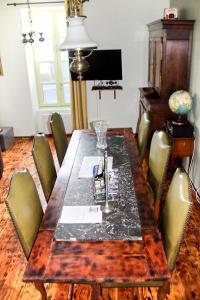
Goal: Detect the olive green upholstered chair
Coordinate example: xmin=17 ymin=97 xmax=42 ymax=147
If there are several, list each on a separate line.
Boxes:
xmin=148 ymin=130 xmax=171 ymax=221
xmin=50 ymin=112 xmax=68 ymax=166
xmin=138 ymin=112 xmax=150 ymax=164
xmin=32 ymin=133 xmax=57 ymax=202
xmin=162 ymin=168 xmax=192 ymax=271
xmin=157 ymin=168 xmax=192 ymax=299
xmin=6 ymin=168 xmax=73 ymax=300
xmin=5 ymin=169 xmax=43 ymax=259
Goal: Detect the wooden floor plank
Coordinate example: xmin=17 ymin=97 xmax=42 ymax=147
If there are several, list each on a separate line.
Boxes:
xmin=0 ymin=137 xmax=200 ymax=299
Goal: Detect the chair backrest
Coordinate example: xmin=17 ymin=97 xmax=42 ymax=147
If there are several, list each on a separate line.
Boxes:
xmin=148 ymin=130 xmax=171 ymax=200
xmin=32 ymin=133 xmax=57 ymax=202
xmin=50 ymin=112 xmax=68 ymax=166
xmin=162 ymin=168 xmax=192 ymax=271
xmin=138 ymin=112 xmax=150 ymax=163
xmin=5 ymin=169 xmax=43 ymax=259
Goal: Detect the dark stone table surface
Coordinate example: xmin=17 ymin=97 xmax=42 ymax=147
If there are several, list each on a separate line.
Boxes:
xmin=55 ymin=135 xmax=142 ymax=241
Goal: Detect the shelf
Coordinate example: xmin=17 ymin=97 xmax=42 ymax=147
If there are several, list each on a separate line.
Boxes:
xmin=92 ymin=85 xmax=123 ymax=99
xmin=92 ymin=85 xmax=123 ymax=91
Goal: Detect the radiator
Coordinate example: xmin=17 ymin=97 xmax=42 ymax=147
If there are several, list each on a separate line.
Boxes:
xmin=36 ymin=110 xmax=72 ymax=134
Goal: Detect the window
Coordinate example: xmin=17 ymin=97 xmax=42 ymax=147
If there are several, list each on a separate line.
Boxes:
xmin=31 ymin=8 xmax=70 ymax=107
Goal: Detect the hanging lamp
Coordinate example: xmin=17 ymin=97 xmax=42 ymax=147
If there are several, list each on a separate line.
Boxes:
xmin=60 ymin=0 xmax=98 ymax=79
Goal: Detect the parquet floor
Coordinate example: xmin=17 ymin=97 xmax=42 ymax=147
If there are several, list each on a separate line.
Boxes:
xmin=0 ymin=138 xmax=200 ymax=300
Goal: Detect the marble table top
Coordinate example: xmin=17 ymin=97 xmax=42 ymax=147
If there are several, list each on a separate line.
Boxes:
xmin=55 ymin=135 xmax=142 ymax=241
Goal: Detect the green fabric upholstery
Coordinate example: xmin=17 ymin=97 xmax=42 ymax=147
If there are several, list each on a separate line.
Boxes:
xmin=5 ymin=169 xmax=43 ymax=259
xmin=32 ymin=133 xmax=57 ymax=202
xmin=138 ymin=112 xmax=150 ymax=163
xmin=148 ymin=131 xmax=171 ymax=201
xmin=50 ymin=112 xmax=68 ymax=166
xmin=162 ymin=168 xmax=192 ymax=271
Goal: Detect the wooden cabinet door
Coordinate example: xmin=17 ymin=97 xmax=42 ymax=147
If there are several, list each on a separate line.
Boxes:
xmin=154 ymin=38 xmax=163 ymax=94
xmin=164 ymin=39 xmax=190 ymax=99
xmin=148 ymin=38 xmax=163 ymax=93
xmin=147 ymin=19 xmax=194 ymax=101
xmin=148 ymin=40 xmax=155 ymax=87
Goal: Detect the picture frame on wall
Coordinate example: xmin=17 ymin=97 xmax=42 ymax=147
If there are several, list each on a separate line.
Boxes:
xmin=0 ymin=57 xmax=3 ymax=76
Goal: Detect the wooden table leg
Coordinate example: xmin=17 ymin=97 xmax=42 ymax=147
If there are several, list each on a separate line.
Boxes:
xmin=114 ymin=288 xmax=118 ymax=300
xmin=34 ymin=283 xmax=47 ymax=300
xmin=157 ymin=280 xmax=170 ymax=300
xmin=67 ymin=284 xmax=74 ymax=300
xmin=91 ymin=285 xmax=107 ymax=300
xmin=100 ymin=287 xmax=109 ymax=300
xmin=91 ymin=285 xmax=99 ymax=300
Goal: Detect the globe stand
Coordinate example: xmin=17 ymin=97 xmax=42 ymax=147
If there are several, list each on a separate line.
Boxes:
xmin=166 ymin=120 xmax=194 ymax=138
xmin=172 ymin=114 xmax=188 ymax=126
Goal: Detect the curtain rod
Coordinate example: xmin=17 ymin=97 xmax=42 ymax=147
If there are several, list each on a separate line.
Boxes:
xmin=7 ymin=1 xmax=64 ymax=6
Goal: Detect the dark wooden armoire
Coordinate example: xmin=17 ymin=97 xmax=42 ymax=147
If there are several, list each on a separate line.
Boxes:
xmin=138 ymin=19 xmax=195 ymax=138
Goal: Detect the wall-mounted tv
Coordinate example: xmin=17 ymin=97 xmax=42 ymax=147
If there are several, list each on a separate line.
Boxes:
xmin=69 ymin=49 xmax=122 ymax=81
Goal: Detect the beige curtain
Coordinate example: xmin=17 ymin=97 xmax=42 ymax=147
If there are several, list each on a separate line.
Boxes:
xmin=64 ymin=0 xmax=88 ymax=129
xmin=0 ymin=57 xmax=3 ymax=76
xmin=70 ymin=80 xmax=88 ymax=129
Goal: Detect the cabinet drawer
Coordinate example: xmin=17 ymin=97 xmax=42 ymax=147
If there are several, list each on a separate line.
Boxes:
xmin=171 ymin=138 xmax=194 ymax=158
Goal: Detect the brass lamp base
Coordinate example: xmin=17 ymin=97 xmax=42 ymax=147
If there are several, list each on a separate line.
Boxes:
xmin=101 ymin=201 xmax=114 ymax=214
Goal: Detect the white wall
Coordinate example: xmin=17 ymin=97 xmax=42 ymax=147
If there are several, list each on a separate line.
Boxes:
xmin=84 ymin=0 xmax=169 ymax=131
xmin=170 ymin=0 xmax=200 ymax=190
xmin=0 ymin=2 xmax=35 ymax=136
xmin=0 ymin=0 xmax=169 ymax=136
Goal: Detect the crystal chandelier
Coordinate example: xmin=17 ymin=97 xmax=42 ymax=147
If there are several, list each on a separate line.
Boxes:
xmin=21 ymin=0 xmax=45 ymax=45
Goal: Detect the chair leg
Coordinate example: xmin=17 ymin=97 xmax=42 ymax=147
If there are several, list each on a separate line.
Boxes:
xmin=34 ymin=283 xmax=48 ymax=300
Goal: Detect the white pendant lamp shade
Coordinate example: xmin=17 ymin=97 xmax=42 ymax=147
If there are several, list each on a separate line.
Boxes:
xmin=60 ymin=16 xmax=98 ymax=51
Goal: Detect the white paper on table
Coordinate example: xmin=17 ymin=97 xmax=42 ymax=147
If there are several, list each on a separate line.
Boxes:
xmin=78 ymin=156 xmax=113 ymax=178
xmin=58 ymin=205 xmax=102 ymax=224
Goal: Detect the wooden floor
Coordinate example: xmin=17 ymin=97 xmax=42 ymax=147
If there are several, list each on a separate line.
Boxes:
xmin=0 ymin=137 xmax=200 ymax=300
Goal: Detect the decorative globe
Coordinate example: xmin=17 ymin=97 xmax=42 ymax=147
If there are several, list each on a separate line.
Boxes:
xmin=168 ymin=90 xmax=192 ymax=115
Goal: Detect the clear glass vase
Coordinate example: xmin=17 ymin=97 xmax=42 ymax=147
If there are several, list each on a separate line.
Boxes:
xmin=93 ymin=120 xmax=109 ymax=150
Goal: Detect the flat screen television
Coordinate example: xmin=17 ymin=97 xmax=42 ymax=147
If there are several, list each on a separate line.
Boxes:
xmin=69 ymin=49 xmax=122 ymax=81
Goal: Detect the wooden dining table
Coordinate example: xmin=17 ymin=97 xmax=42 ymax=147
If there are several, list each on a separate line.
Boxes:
xmin=23 ymin=128 xmax=170 ymax=300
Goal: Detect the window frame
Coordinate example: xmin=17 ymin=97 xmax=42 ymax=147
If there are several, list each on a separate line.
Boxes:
xmin=32 ymin=7 xmax=70 ymax=108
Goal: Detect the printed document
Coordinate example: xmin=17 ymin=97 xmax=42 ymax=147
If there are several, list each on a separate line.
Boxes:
xmin=59 ymin=205 xmax=102 ymax=224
